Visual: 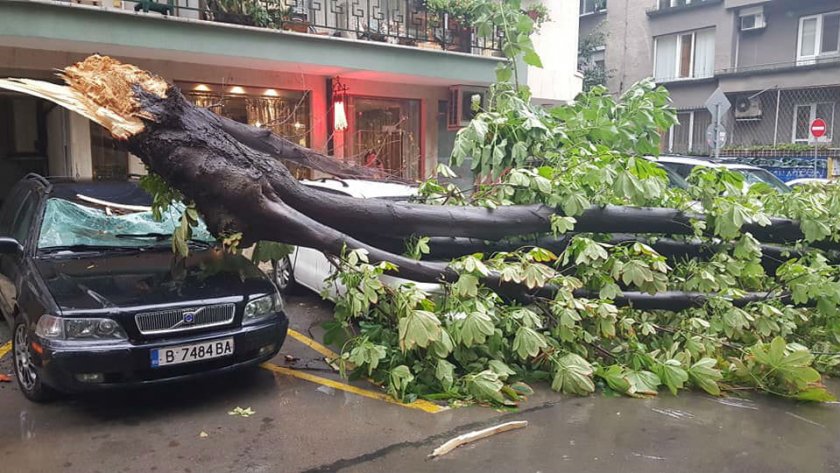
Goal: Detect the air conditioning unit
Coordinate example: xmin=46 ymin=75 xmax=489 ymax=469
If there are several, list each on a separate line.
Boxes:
xmin=448 ymin=86 xmax=487 ymax=130
xmin=739 ymin=6 xmax=766 ymax=32
xmin=734 ymin=95 xmax=763 ymax=120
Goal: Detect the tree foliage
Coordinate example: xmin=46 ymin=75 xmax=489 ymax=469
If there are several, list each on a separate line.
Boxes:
xmin=321 ymin=1 xmax=839 ymax=406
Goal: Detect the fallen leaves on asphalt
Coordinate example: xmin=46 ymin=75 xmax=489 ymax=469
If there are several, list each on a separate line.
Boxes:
xmin=228 ymin=406 xmax=255 ymax=417
xmin=0 ymin=374 xmax=12 ymax=383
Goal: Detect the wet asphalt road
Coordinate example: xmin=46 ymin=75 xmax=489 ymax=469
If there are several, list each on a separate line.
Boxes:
xmin=1 ymin=294 xmax=839 ymax=473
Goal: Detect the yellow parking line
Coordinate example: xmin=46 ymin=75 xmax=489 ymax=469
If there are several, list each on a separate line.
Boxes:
xmin=0 ymin=341 xmax=10 ymax=359
xmin=261 ymin=362 xmax=447 ymax=414
xmin=287 ymin=329 xmax=340 ymax=360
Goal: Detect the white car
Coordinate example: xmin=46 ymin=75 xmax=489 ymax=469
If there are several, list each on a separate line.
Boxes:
xmin=650 ymin=155 xmax=791 ymax=193
xmin=272 ymin=179 xmax=441 ymax=298
xmin=787 ymin=178 xmax=831 ymax=188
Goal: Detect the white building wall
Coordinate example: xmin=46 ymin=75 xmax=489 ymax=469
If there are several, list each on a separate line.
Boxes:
xmin=527 ymin=0 xmax=584 ymax=104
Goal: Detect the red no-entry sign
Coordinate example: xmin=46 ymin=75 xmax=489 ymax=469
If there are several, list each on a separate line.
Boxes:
xmin=811 ymin=118 xmax=827 ymax=139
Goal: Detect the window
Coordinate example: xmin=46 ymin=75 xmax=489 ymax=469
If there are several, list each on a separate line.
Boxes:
xmin=792 ymin=102 xmax=835 ymax=143
xmin=90 ymin=122 xmax=128 ymax=181
xmin=657 ymin=0 xmax=705 ymax=9
xmin=349 ymin=97 xmax=422 ymax=181
xmin=580 ymin=0 xmax=606 ymax=15
xmin=797 ymin=11 xmax=840 ymax=65
xmin=665 ymin=110 xmax=712 ymax=155
xmin=184 ymin=83 xmax=311 ymax=178
xmin=654 ymin=28 xmax=715 ymax=81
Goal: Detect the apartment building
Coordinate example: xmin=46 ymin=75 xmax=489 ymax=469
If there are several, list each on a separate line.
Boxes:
xmin=580 ymin=0 xmax=839 ymax=162
xmin=0 ymin=0 xmax=581 ymax=198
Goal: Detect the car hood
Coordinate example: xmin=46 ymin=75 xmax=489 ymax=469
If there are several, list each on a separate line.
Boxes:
xmin=35 ymin=248 xmax=273 ymax=315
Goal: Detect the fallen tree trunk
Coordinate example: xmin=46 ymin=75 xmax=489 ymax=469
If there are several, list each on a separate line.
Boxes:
xmin=0 ymin=56 xmax=826 ymax=308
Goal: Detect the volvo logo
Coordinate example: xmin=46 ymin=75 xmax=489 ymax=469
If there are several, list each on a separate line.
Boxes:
xmin=182 ymin=311 xmax=196 ymax=324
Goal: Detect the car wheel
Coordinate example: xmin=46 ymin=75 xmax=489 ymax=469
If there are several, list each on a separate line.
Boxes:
xmin=271 ymin=257 xmax=298 ymax=295
xmin=12 ymin=318 xmax=57 ymax=403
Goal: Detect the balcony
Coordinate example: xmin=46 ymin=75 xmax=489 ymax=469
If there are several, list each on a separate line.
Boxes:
xmin=718 ymin=56 xmax=840 ymax=76
xmin=0 ymin=0 xmax=505 ymax=87
xmin=86 ymin=0 xmax=502 ymax=55
xmin=646 ymin=0 xmax=723 ymax=17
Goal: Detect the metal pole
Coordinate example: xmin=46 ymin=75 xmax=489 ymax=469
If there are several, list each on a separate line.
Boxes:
xmin=773 ymin=88 xmax=781 ymax=146
xmin=714 ymin=103 xmax=721 ymax=160
xmin=815 ymin=140 xmax=819 ymax=178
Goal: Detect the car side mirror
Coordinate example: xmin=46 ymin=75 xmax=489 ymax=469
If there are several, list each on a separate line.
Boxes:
xmin=0 ymin=237 xmax=23 ymax=255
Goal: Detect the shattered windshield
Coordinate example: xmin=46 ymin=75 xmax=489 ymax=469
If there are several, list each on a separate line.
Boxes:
xmin=38 ymin=198 xmax=216 ymax=251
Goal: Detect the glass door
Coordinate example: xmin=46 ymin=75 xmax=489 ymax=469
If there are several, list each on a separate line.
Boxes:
xmin=349 ymin=97 xmax=421 ymax=180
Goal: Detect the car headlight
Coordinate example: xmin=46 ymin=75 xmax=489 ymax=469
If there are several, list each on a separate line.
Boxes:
xmin=243 ymin=293 xmax=282 ymax=324
xmin=35 ymin=314 xmax=128 ymax=341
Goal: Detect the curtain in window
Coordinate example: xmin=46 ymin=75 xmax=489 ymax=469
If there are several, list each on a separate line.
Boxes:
xmin=800 ymin=18 xmax=818 ymax=57
xmin=654 ymin=35 xmax=677 ymax=81
xmin=693 ymin=29 xmax=715 ymax=79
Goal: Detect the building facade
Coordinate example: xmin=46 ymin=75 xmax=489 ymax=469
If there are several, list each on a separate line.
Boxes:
xmin=0 ymin=0 xmax=580 ymax=199
xmin=579 ymin=0 xmax=839 ymax=161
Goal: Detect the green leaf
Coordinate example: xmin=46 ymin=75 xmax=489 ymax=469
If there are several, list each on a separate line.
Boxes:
xmin=626 ymin=370 xmax=661 ymax=397
xmin=795 ymin=387 xmax=837 ymax=402
xmin=465 ymin=370 xmax=505 ymax=404
xmin=488 ymin=359 xmax=516 ymax=381
xmin=461 ymin=310 xmax=495 ymax=347
xmin=252 ymin=241 xmax=294 ymax=263
xmin=550 ymin=215 xmax=577 ymax=235
xmin=398 ymin=310 xmax=442 ymax=352
xmin=453 ymin=273 xmax=480 ymax=297
xmin=621 ymin=260 xmax=654 ymax=288
xmin=435 ymin=359 xmax=456 ymax=391
xmin=348 ymin=342 xmax=387 ymax=376
xmin=595 ymin=365 xmax=631 ymax=394
xmin=562 ymin=192 xmax=590 ymax=217
xmin=523 ymin=49 xmax=543 ymax=68
xmin=388 ymin=365 xmax=414 ymax=400
xmin=551 ymin=354 xmax=595 ymax=395
xmin=653 ymin=359 xmax=689 ymax=395
xmin=512 ymin=326 xmax=547 ymax=360
xmin=688 ymin=358 xmax=722 ymax=396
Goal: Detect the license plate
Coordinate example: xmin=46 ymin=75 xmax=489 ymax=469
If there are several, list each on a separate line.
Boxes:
xmin=151 ymin=338 xmax=234 ymax=368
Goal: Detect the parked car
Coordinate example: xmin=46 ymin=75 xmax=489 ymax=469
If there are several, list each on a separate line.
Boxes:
xmin=787 ymin=178 xmax=832 ymax=188
xmin=650 ymin=155 xmax=791 ymax=193
xmin=272 ymin=178 xmax=441 ymax=298
xmin=0 ymin=175 xmax=288 ymax=401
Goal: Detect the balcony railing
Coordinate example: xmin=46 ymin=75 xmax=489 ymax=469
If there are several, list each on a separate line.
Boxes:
xmin=646 ymin=0 xmax=723 ymax=17
xmin=717 ymin=56 xmax=840 ymax=76
xmin=108 ymin=0 xmax=502 ymax=55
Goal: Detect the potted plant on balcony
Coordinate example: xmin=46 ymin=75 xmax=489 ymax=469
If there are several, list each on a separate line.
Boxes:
xmin=422 ymin=0 xmax=478 ymax=52
xmin=278 ymin=3 xmax=310 ymax=33
xmin=207 ymin=0 xmax=271 ymax=27
xmin=525 ymin=4 xmax=550 ymax=29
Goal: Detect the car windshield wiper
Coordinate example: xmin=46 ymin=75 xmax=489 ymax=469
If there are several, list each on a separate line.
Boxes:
xmin=39 ymin=244 xmax=143 ymax=254
xmin=115 ymin=233 xmax=215 ymax=247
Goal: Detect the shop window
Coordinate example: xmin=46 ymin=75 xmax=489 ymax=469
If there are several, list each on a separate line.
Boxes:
xmin=183 ymin=84 xmax=311 ymax=178
xmin=349 ymin=97 xmax=422 ymax=180
xmin=90 ymin=122 xmax=128 ymax=180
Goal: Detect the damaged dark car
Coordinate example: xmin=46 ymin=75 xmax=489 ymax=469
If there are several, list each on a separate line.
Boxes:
xmin=0 ymin=174 xmax=289 ymax=402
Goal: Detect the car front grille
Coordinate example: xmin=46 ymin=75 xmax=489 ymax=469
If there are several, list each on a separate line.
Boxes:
xmin=134 ymin=303 xmax=236 ymax=335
